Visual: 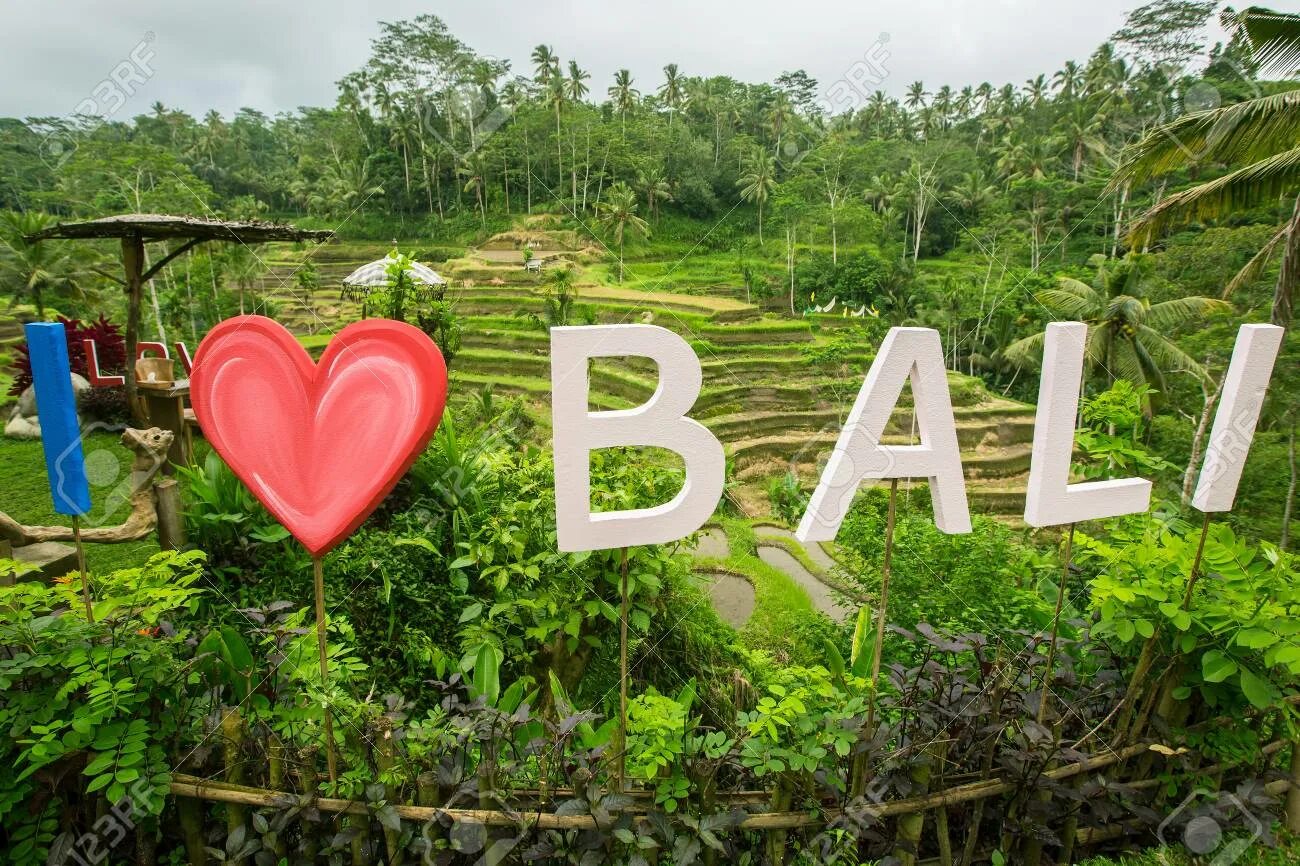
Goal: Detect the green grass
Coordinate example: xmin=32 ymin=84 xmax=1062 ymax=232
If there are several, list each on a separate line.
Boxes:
xmin=1080 ymin=836 xmax=1300 ymax=865
xmin=0 ymin=433 xmax=159 ymax=573
xmin=687 ymin=518 xmax=841 ymax=665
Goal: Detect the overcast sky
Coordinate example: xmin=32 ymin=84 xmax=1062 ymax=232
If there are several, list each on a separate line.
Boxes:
xmin=0 ymin=1 xmax=1238 ymax=120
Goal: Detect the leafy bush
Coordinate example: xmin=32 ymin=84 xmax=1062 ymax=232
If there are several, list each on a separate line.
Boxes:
xmin=0 ymin=551 xmax=207 ymax=865
xmin=794 ymin=251 xmax=888 ymax=308
xmin=837 ymin=487 xmax=1054 ymax=662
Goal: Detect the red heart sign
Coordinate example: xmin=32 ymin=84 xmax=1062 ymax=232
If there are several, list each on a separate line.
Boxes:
xmin=190 ymin=316 xmax=448 ymax=556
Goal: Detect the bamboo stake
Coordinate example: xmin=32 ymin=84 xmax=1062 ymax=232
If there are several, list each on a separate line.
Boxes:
xmin=867 ymin=478 xmax=900 ymax=734
xmin=220 ymin=709 xmax=248 ymax=866
xmin=312 ymin=555 xmax=339 ymax=783
xmin=1180 ymin=511 xmax=1213 ymax=610
xmin=854 ymin=478 xmax=899 ymax=798
xmin=170 ymin=743 xmax=1152 ymax=833
xmin=617 ymin=545 xmax=630 ymax=792
xmin=71 ymin=516 xmax=94 ymax=622
xmin=1037 ymin=523 xmax=1075 ymax=725
xmin=1113 ymin=512 xmax=1213 ymax=745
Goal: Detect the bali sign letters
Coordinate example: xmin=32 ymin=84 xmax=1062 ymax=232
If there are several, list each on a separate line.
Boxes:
xmin=184 ymin=317 xmax=1284 ymax=558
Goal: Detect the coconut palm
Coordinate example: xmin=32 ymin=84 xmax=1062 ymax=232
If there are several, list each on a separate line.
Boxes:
xmin=1005 ymin=259 xmax=1231 ymax=400
xmin=1023 ymin=74 xmax=1049 ymax=107
xmin=948 ymin=170 xmax=997 ymax=218
xmin=1055 ymin=102 xmax=1108 ymax=180
xmin=531 ymin=45 xmax=558 ymax=86
xmin=636 ymin=167 xmax=672 ymax=222
xmin=659 ymin=63 xmax=686 ymax=128
xmin=736 ymin=148 xmax=776 ymax=244
xmin=1110 ymin=6 xmax=1300 ymax=327
xmin=597 ymin=182 xmax=650 ymax=283
xmin=0 ymin=212 xmax=85 ymax=318
xmin=566 ymin=61 xmax=590 ymax=103
xmin=904 ymin=81 xmax=928 ymax=109
xmin=608 ymin=69 xmax=639 ymax=135
xmin=1053 ymin=61 xmax=1084 ymax=99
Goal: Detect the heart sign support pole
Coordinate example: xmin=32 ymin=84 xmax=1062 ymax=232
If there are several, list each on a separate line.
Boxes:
xmin=617 ymin=546 xmax=630 ymax=793
xmin=313 ymin=556 xmax=339 ymax=784
xmin=1037 ymin=523 xmax=1075 ymax=726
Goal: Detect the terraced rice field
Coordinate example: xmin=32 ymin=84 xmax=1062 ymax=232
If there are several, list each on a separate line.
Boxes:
xmin=251 ymin=229 xmax=1040 ymax=524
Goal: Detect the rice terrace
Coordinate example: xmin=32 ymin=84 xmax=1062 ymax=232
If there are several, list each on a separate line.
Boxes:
xmin=0 ymin=2 xmax=1298 ymax=865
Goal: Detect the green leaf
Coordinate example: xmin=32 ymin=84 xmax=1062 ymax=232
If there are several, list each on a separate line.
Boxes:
xmin=1134 ymin=619 xmax=1155 ymax=639
xmin=1239 ymin=668 xmax=1274 ymax=710
xmin=1202 ymin=650 xmax=1238 ymax=683
xmin=468 ymin=643 xmax=503 ymax=707
xmin=394 ymin=537 xmax=437 ymax=553
xmin=1235 ymin=628 xmax=1278 ymax=650
xmin=458 ymin=603 xmax=483 ymax=624
xmin=449 ymin=555 xmax=475 ymax=569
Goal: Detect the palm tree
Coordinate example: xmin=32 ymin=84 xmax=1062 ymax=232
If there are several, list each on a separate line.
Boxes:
xmin=904 ymin=81 xmax=928 ymax=109
xmin=531 ymin=45 xmax=558 ymax=86
xmin=1053 ymin=60 xmax=1083 ymax=99
xmin=736 ymin=148 xmax=776 ymax=244
xmin=0 ymin=212 xmax=83 ymax=318
xmin=458 ymin=154 xmax=488 ymax=229
xmin=636 ymin=167 xmax=672 ymax=222
xmin=659 ymin=63 xmax=686 ymax=128
xmin=948 ymin=170 xmax=996 ymax=219
xmin=1110 ymin=6 xmax=1300 ymax=327
xmin=566 ymin=60 xmax=590 ymax=102
xmin=1023 ymin=74 xmax=1048 ymax=107
xmin=597 ymin=182 xmax=650 ymax=283
xmin=546 ymin=77 xmax=567 ymax=190
xmin=768 ymin=94 xmax=794 ymax=156
xmin=1005 ymin=259 xmax=1230 ymax=402
xmin=608 ymin=69 xmax=639 ymax=135
xmin=1055 ymin=102 xmax=1106 ymax=180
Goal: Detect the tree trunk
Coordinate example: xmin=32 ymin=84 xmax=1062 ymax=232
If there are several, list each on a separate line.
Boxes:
xmin=1272 ymin=193 xmax=1299 ymax=329
xmin=1282 ymin=423 xmax=1296 ymax=550
xmin=123 ymin=234 xmax=146 ymax=424
xmin=1182 ymin=374 xmax=1222 ymax=506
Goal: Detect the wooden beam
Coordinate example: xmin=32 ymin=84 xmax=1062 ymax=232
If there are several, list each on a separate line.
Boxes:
xmin=142 ymin=237 xmax=206 ymax=284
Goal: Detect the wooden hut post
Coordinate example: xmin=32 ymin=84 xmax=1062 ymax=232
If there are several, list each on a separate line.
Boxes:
xmin=122 ymin=232 xmax=146 ymax=423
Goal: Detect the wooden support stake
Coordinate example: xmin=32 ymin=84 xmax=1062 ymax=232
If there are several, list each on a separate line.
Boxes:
xmin=1037 ymin=523 xmax=1075 ymax=725
xmin=617 ymin=545 xmax=630 ymax=792
xmin=154 ymin=478 xmax=187 ymax=551
xmin=868 ymin=478 xmax=899 ymax=732
xmin=312 ymin=555 xmax=339 ymax=784
xmin=1287 ymin=738 xmax=1300 ymax=834
xmin=71 ymin=516 xmax=94 ymax=622
xmin=1181 ymin=511 xmax=1213 ymax=610
xmin=854 ymin=478 xmax=899 ymax=798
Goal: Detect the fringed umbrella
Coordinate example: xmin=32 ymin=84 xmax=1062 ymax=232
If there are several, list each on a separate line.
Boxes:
xmin=342 ymin=256 xmax=445 ymax=300
xmin=341 ymin=254 xmax=446 ymax=319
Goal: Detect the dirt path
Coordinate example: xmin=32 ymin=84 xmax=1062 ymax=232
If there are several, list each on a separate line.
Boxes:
xmin=756 ymin=545 xmax=851 ymax=623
